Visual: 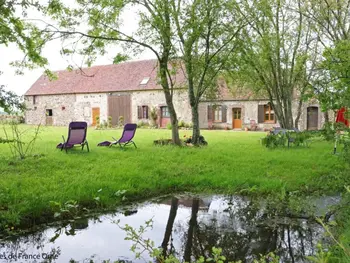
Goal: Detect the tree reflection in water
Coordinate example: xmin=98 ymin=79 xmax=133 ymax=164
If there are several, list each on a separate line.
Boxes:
xmin=0 ymin=195 xmax=328 ymax=263
xmin=162 ymin=196 xmax=323 ymax=263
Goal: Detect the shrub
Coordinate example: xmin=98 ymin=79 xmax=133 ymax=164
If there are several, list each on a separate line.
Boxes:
xmin=102 ymin=120 xmax=108 ymax=129
xmin=178 ymin=120 xmax=185 ymax=128
xmin=137 ymin=121 xmax=149 ymax=128
xmin=95 ymin=115 xmax=100 ymax=126
xmin=261 ymin=131 xmax=312 ymax=148
xmin=166 ymin=123 xmax=172 ymax=130
xmin=3 ymin=122 xmax=41 ymax=159
xmin=150 ymin=107 xmax=158 ymax=127
xmin=108 ymin=116 xmax=112 ymax=128
xmin=118 ymin=116 xmax=124 ymax=127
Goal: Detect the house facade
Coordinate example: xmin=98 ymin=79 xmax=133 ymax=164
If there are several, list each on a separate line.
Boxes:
xmin=24 ymin=59 xmax=326 ymax=130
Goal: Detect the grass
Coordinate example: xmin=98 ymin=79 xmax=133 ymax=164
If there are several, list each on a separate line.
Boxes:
xmin=0 ymin=125 xmax=349 ymax=234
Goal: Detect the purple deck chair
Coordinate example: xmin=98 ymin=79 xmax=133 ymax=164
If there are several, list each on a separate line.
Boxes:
xmin=110 ymin=123 xmax=137 ymax=149
xmin=59 ymin=122 xmax=89 ymax=153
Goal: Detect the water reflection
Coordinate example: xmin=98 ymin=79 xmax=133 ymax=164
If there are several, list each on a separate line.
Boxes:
xmin=0 ymin=195 xmax=338 ymax=263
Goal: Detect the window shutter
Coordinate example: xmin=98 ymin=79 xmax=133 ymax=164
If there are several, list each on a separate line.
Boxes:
xmin=258 ymin=105 xmax=265 ymax=123
xmin=222 ymin=106 xmax=227 ymax=122
xmin=145 ymin=106 xmax=149 ymax=119
xmin=137 ymin=106 xmax=142 ymax=119
xmin=208 ymin=105 xmax=213 ymax=121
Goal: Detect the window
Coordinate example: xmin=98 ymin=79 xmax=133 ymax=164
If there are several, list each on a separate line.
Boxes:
xmin=208 ymin=105 xmax=227 ymax=123
xmin=140 ymin=77 xmax=150 ymax=85
xmin=264 ymin=104 xmax=275 ymax=122
xmin=33 ymin=96 xmax=36 ymax=105
xmin=137 ymin=105 xmax=149 ymax=119
xmin=46 ymin=109 xmax=53 ymax=116
xmin=161 ymin=106 xmax=170 ymax=117
xmin=214 ymin=106 xmax=222 ymax=122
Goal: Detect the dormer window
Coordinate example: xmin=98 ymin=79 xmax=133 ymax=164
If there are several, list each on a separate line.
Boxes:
xmin=140 ymin=77 xmax=150 ymax=85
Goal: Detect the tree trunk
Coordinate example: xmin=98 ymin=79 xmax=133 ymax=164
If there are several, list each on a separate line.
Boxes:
xmin=161 ymin=198 xmax=179 ymax=258
xmin=191 ymin=104 xmax=200 ymax=145
xmin=159 ymin=59 xmax=181 ymax=145
xmin=294 ymin=98 xmax=303 ymax=129
xmin=273 ymin=100 xmax=294 ymax=129
xmin=184 ymin=199 xmax=200 ymax=262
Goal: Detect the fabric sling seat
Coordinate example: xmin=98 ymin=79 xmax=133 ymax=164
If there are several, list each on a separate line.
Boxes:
xmin=58 ymin=121 xmax=89 ymax=153
xmin=110 ymin=123 xmax=137 ymax=149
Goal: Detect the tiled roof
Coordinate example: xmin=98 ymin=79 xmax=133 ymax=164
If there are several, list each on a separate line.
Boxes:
xmin=25 ymin=59 xmax=186 ymax=96
xmin=203 ymin=77 xmax=269 ymax=101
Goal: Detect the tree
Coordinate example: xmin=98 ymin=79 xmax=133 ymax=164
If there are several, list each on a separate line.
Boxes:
xmin=302 ymin=0 xmax=350 ymax=112
xmin=171 ymin=0 xmax=243 ymax=144
xmin=43 ymin=0 xmax=183 ymax=144
xmin=1 ymin=0 xmax=48 ymax=112
xmin=229 ymin=0 xmax=318 ymax=129
xmin=0 ymin=85 xmax=25 ymax=113
xmin=0 ymin=0 xmax=48 ymax=71
xmin=318 ymin=40 xmax=350 ymax=109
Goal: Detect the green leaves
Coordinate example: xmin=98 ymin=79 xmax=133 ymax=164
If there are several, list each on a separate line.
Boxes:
xmin=320 ymin=40 xmax=350 ymax=108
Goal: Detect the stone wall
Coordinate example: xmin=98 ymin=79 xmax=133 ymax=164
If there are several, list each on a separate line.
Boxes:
xmin=25 ymin=94 xmax=77 ymax=126
xmin=24 ymin=93 xmax=108 ymax=126
xmin=131 ymin=89 xmax=192 ymax=124
xmin=24 ymin=91 xmax=330 ymax=130
xmin=198 ymin=100 xmax=328 ymax=130
xmin=75 ymin=93 xmax=108 ymax=125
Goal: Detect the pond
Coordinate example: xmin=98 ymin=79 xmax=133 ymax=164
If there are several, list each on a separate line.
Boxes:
xmin=0 ymin=194 xmax=341 ymax=263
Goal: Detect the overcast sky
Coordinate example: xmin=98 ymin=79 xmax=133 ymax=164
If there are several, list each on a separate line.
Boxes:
xmin=0 ymin=5 xmax=155 ymax=96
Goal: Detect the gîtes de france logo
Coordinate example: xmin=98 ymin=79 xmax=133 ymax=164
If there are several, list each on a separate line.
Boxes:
xmin=0 ymin=252 xmax=59 ymax=261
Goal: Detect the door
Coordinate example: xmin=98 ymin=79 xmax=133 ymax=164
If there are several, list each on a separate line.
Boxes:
xmin=92 ymin=107 xmax=100 ymax=126
xmin=160 ymin=106 xmax=171 ymax=128
xmin=45 ymin=109 xmax=53 ymax=126
xmin=108 ymin=95 xmax=131 ymax=126
xmin=232 ymin=108 xmax=242 ymax=129
xmin=307 ymin=107 xmax=318 ymax=130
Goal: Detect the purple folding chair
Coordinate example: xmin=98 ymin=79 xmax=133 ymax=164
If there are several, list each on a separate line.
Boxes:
xmin=110 ymin=123 xmax=137 ymax=149
xmin=59 ymin=122 xmax=89 ymax=153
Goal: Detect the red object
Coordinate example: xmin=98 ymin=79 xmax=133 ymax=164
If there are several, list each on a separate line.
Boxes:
xmin=336 ymin=107 xmax=349 ymax=126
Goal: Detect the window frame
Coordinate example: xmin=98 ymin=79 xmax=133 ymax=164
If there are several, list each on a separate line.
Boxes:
xmin=46 ymin=109 xmax=53 ymax=117
xmin=264 ymin=104 xmax=275 ymax=123
xmin=213 ymin=106 xmax=223 ymax=122
xmin=161 ymin=106 xmax=170 ymax=118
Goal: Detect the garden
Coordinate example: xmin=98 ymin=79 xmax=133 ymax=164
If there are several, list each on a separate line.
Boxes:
xmin=1 ymin=124 xmax=350 ymax=262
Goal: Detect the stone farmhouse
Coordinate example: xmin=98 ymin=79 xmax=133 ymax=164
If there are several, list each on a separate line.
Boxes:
xmin=24 ymin=59 xmax=324 ymax=130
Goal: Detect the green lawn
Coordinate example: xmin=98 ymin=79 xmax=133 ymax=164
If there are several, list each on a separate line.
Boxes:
xmin=0 ymin=125 xmax=349 ymax=233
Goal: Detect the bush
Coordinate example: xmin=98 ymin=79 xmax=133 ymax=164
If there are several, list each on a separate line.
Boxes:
xmin=261 ymin=131 xmax=312 ymax=148
xmin=102 ymin=120 xmax=108 ymax=129
xmin=150 ymin=107 xmax=158 ymax=127
xmin=166 ymin=123 xmax=172 ymax=130
xmin=321 ymin=122 xmax=350 ymax=141
xmin=137 ymin=121 xmax=150 ymax=128
xmin=3 ymin=122 xmax=41 ymax=159
xmin=118 ymin=116 xmax=124 ymax=127
xmin=178 ymin=120 xmax=185 ymax=128
xmin=108 ymin=116 xmax=112 ymax=128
